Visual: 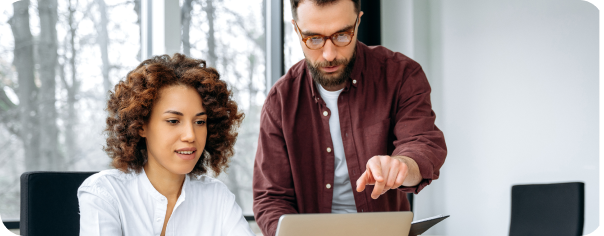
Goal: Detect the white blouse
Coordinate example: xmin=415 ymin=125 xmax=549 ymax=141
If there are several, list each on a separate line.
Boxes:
xmin=77 ymin=169 xmax=255 ymax=236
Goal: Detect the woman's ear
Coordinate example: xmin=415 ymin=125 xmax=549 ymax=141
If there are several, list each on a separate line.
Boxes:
xmin=139 ymin=124 xmax=147 ymax=138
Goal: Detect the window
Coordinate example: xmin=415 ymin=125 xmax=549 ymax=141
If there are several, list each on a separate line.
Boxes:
xmin=282 ymin=0 xmax=304 ymax=72
xmin=0 ymin=0 xmax=269 ymax=222
xmin=181 ymin=0 xmax=266 ymax=215
xmin=0 ymin=0 xmax=140 ymax=220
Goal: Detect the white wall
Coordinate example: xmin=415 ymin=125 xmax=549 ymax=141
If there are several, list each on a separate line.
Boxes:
xmin=382 ymin=0 xmax=599 ymax=235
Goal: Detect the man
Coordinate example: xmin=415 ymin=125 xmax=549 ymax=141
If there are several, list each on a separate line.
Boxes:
xmin=253 ymin=0 xmax=447 ymax=235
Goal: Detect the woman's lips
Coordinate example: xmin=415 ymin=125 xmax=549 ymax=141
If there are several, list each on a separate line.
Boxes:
xmin=175 ymin=150 xmax=196 ymax=160
xmin=321 ymin=65 xmax=341 ymax=73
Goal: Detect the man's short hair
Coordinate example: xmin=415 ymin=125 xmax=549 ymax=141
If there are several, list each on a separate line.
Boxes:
xmin=290 ymin=0 xmax=361 ymax=21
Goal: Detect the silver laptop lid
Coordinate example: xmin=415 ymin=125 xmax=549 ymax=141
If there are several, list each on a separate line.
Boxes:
xmin=275 ymin=211 xmax=414 ymax=236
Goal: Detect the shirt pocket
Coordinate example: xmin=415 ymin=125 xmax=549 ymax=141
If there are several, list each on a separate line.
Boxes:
xmin=362 ymin=118 xmax=391 ymax=157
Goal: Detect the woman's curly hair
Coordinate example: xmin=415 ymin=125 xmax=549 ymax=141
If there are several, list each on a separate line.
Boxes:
xmin=104 ymin=53 xmax=244 ymax=177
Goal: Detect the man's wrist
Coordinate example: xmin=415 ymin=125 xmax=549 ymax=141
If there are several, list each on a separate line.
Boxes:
xmin=392 ymin=155 xmax=422 ymax=187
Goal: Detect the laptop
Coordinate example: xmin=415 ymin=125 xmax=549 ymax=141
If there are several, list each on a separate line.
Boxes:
xmin=275 ymin=212 xmax=414 ymax=236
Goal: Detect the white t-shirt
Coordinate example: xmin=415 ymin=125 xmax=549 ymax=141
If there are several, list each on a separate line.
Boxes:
xmin=77 ymin=169 xmax=254 ymax=236
xmin=317 ymin=83 xmax=358 ymax=213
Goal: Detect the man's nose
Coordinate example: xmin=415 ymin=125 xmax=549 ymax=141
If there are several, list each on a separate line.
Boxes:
xmin=322 ymin=39 xmax=337 ymax=62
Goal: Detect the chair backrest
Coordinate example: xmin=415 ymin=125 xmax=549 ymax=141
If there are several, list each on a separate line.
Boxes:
xmin=20 ymin=171 xmax=97 ymax=236
xmin=509 ymin=182 xmax=584 ymax=236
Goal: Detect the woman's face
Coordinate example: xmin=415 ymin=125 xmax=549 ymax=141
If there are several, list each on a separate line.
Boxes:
xmin=140 ymin=85 xmax=207 ymax=175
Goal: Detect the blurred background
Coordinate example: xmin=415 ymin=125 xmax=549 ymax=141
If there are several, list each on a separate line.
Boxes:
xmin=0 ymin=0 xmax=598 ymax=235
xmin=0 ymin=0 xmax=265 ymax=223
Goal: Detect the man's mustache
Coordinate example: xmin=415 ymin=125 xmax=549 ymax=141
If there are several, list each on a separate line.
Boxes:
xmin=313 ymin=58 xmax=348 ymax=68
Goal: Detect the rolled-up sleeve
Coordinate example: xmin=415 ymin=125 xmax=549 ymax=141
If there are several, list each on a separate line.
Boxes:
xmin=252 ymin=90 xmax=299 ymax=236
xmin=392 ymin=64 xmax=447 ymax=194
xmin=78 ymin=186 xmax=122 ymax=236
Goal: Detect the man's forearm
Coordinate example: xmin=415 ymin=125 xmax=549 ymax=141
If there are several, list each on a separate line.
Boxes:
xmin=392 ymin=156 xmax=422 ymax=187
xmin=254 ymin=194 xmax=302 ymax=236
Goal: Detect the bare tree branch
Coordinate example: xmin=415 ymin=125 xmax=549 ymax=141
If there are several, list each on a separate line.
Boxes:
xmin=37 ymin=0 xmax=63 ymax=171
xmin=223 ymin=8 xmax=265 ymax=51
xmin=0 ymin=87 xmax=16 ymax=111
xmin=181 ymin=0 xmax=194 ymax=56
xmin=9 ymin=0 xmax=41 ymax=171
xmin=95 ymin=0 xmax=111 ymax=96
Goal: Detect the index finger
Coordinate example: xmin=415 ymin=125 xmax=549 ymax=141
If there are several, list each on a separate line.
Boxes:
xmin=356 ymin=170 xmax=368 ymax=192
xmin=367 ymin=159 xmax=385 ymax=199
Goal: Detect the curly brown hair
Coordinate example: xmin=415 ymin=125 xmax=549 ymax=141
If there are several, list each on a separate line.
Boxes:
xmin=104 ymin=53 xmax=244 ymax=176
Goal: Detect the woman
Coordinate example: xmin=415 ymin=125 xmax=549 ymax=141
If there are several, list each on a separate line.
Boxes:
xmin=78 ymin=53 xmax=253 ymax=236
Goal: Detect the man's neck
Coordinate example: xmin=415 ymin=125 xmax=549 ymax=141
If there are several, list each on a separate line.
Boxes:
xmin=321 ymin=82 xmax=346 ymax=91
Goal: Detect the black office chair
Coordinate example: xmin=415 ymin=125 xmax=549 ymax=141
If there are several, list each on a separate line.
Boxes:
xmin=20 ymin=171 xmax=97 ymax=236
xmin=509 ymin=182 xmax=584 ymax=236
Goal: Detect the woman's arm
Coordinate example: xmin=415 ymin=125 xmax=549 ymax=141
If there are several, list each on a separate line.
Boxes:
xmin=78 ymin=189 xmax=122 ymax=236
xmin=221 ymin=190 xmax=255 ymax=236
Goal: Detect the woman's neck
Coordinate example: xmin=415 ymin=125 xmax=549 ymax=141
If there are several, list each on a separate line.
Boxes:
xmin=143 ymin=161 xmax=185 ymax=199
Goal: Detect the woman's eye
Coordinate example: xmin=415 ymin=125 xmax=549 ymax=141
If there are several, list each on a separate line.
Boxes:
xmin=167 ymin=120 xmax=179 ymax=124
xmin=196 ymin=120 xmax=206 ymax=125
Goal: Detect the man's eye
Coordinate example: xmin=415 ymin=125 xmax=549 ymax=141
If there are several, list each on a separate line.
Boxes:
xmin=167 ymin=120 xmax=179 ymax=124
xmin=335 ymin=33 xmax=350 ymax=42
xmin=309 ymin=37 xmax=323 ymax=45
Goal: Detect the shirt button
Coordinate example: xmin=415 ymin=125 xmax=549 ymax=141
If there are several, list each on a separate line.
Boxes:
xmin=156 ymin=218 xmax=161 ymax=222
xmin=323 ymin=111 xmax=328 ymax=116
xmin=327 ymin=147 xmax=332 ymax=153
xmin=353 ymin=80 xmax=357 ymax=84
xmin=326 ymin=183 xmax=331 ymax=189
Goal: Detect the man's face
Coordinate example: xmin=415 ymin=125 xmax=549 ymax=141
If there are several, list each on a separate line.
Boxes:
xmin=293 ymin=0 xmax=362 ymax=88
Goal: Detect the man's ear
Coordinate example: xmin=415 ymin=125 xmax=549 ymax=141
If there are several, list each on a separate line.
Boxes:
xmin=358 ymin=11 xmax=364 ymax=26
xmin=291 ymin=20 xmax=298 ymax=34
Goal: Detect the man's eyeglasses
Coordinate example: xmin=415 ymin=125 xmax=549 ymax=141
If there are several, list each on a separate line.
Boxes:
xmin=294 ymin=16 xmax=359 ymax=50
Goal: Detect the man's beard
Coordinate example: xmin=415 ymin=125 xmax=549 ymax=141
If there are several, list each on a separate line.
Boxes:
xmin=306 ymin=51 xmax=356 ymax=88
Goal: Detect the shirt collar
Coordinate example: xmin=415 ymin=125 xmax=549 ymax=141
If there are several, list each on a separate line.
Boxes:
xmin=350 ymin=40 xmax=366 ymax=88
xmin=307 ymin=40 xmax=366 ymax=102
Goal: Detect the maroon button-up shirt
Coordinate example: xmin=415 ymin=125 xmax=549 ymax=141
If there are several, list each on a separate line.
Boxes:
xmin=253 ymin=41 xmax=447 ymax=236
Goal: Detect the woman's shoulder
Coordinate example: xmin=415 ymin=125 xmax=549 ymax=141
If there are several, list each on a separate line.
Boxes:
xmin=187 ymin=175 xmax=234 ymax=197
xmin=81 ymin=169 xmax=137 ymax=186
xmin=78 ymin=169 xmax=138 ymax=198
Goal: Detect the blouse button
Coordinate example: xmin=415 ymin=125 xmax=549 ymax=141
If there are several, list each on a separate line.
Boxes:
xmin=323 ymin=111 xmax=328 ymax=116
xmin=326 ymin=183 xmax=331 ymax=189
xmin=327 ymin=147 xmax=332 ymax=153
xmin=352 ymin=80 xmax=357 ymax=84
xmin=156 ymin=218 xmax=161 ymax=222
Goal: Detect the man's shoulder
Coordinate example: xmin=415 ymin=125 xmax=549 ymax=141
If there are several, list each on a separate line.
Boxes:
xmin=363 ymin=44 xmax=421 ymax=70
xmin=272 ymin=60 xmax=306 ymax=93
xmin=264 ymin=60 xmax=308 ymax=106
